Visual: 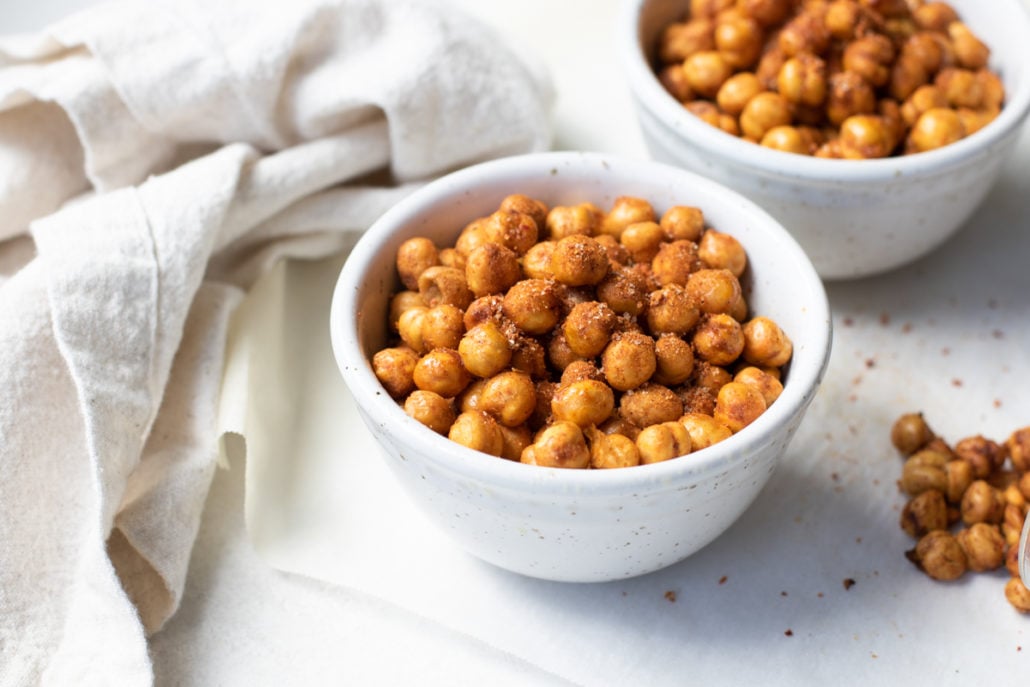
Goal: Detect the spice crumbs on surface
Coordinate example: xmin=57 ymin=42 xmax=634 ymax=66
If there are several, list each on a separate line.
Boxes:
xmin=951 ymin=378 xmax=963 ymax=387
xmin=843 ymin=578 xmax=857 ymax=591
xmin=992 ymin=329 xmax=1005 ymax=339
xmin=994 ymin=399 xmax=1003 ymax=408
xmin=865 ymin=358 xmax=876 ymax=369
xmin=784 ymin=629 xmax=794 ymax=637
xmin=664 ymin=590 xmax=677 ymax=603
xmin=842 ymin=317 xmax=854 ymax=327
xmin=718 ymin=575 xmax=728 ymax=585
xmin=901 ymin=322 xmax=913 ymax=333
xmin=941 ymin=347 xmax=951 ymax=356
xmin=817 ymin=592 xmax=824 ymax=598
xmin=879 ymin=312 xmax=890 ymax=326
xmin=780 ymin=591 xmax=788 ymax=597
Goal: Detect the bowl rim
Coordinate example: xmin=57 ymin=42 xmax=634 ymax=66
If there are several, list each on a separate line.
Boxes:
xmin=617 ymin=0 xmax=1030 ymax=183
xmin=330 ymin=151 xmax=832 ymax=496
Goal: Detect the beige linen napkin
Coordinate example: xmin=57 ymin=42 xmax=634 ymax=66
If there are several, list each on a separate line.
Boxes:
xmin=0 ymin=0 xmax=552 ymax=683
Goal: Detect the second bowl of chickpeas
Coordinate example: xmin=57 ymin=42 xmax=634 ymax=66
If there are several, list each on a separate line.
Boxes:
xmin=619 ymin=0 xmax=1030 ymax=280
xmin=331 ymin=151 xmax=831 ymax=582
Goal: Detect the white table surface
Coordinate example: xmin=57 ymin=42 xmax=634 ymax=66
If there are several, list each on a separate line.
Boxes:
xmin=7 ymin=0 xmax=1030 ymax=685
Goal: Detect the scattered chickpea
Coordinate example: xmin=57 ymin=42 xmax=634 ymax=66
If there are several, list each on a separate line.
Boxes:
xmin=900 ymin=489 xmax=948 ymax=538
xmin=956 ymin=522 xmax=1006 ymax=572
xmin=906 ymin=530 xmax=967 ymax=581
xmin=891 ymin=412 xmax=935 ymax=456
xmin=1005 ymin=578 xmax=1030 ymax=613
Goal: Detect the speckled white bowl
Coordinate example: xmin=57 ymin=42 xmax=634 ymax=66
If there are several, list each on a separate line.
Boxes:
xmin=619 ymin=0 xmax=1030 ymax=280
xmin=330 ymin=152 xmax=831 ymax=582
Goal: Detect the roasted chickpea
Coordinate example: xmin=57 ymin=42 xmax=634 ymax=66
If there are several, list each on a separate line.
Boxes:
xmin=713 ymin=380 xmax=766 ymax=432
xmin=826 ymin=71 xmax=877 ymax=126
xmin=597 ymin=266 xmax=651 ymax=316
xmin=659 ymin=19 xmax=716 ymax=64
xmin=601 ymin=196 xmax=656 ymax=239
xmin=498 ymin=424 xmax=533 ymax=462
xmin=521 ymin=421 xmax=591 ymax=469
xmin=397 ymin=306 xmax=428 ymax=353
xmin=545 ymin=203 xmax=602 ymax=240
xmin=900 ymin=489 xmax=949 ymax=538
xmin=825 ymin=0 xmax=862 ymax=40
xmin=842 ymin=34 xmax=895 ymax=87
xmin=956 ymin=106 xmax=999 ymax=137
xmin=891 ymin=412 xmax=935 ymax=456
xmin=404 ymin=389 xmax=456 ymax=435
xmin=741 ymin=316 xmax=792 ymax=367
xmin=449 ymin=410 xmax=504 ymax=456
xmin=955 ymin=435 xmax=1007 ymax=478
xmin=419 ymin=303 xmax=464 ymax=352
xmin=738 ymin=0 xmax=792 ymax=26
xmin=948 ymin=21 xmax=989 ymax=70
xmin=522 ymin=240 xmax=556 ymax=280
xmin=412 ymin=348 xmax=470 ymax=399
xmin=602 ymin=331 xmax=657 ymax=391
xmin=935 ymin=67 xmax=984 ymax=109
xmin=546 ymin=330 xmax=586 ymax=373
xmin=396 ymin=237 xmax=439 ymax=291
xmin=739 ymin=91 xmax=792 ymax=140
xmin=594 ymin=234 xmax=632 ymax=267
xmin=454 ymin=218 xmax=490 ymax=257
xmin=438 ymin=247 xmax=465 ymax=270
xmin=417 ymin=265 xmax=473 ymax=310
xmin=906 ymin=530 xmax=967 ymax=581
xmin=551 ymin=379 xmax=616 ymax=428
xmin=598 ymin=413 xmax=643 ymax=441
xmin=684 ymin=50 xmax=735 ymax=99
xmin=978 ymin=69 xmax=1005 ymax=111
xmin=586 ymin=426 xmax=641 ymax=469
xmin=754 ymin=44 xmax=787 ymax=91
xmin=900 ymin=84 xmax=948 ymax=126
xmin=372 ymin=346 xmax=419 ymax=399
xmin=484 ymin=209 xmax=538 ymax=256
xmin=694 ymin=313 xmax=745 ymax=366
xmin=961 ymin=480 xmax=1005 ymax=525
xmin=761 ymin=125 xmax=815 ymax=154
xmin=563 ymin=301 xmax=618 ymax=358
xmin=652 ymin=239 xmax=701 ymax=286
xmin=691 ymin=0 xmax=735 ymax=18
xmin=560 ymin=359 xmax=603 ymax=386
xmin=464 ymin=243 xmax=521 ymax=297
xmin=839 ymin=114 xmax=898 ymax=159
xmin=647 ymin=284 xmax=701 ymax=335
xmin=679 ymin=411 xmax=733 ymax=449
xmin=715 ymin=15 xmax=764 ymax=69
xmin=477 ymin=370 xmax=537 ymax=427
xmin=389 ymin=290 xmax=424 ymax=333
xmin=693 ymin=360 xmax=734 ymax=395
xmin=499 ymin=193 xmax=548 ymax=229
xmin=1006 ymin=427 xmax=1030 ymax=473
xmin=713 ymin=72 xmax=760 ymax=118
xmin=778 ymin=8 xmax=831 ymax=57
xmin=620 ymin=383 xmax=684 ymax=428
xmin=956 ymin=523 xmax=1006 ymax=572
xmin=654 ymin=334 xmax=696 ymax=386
xmin=457 ymin=378 xmax=488 ymax=413
xmin=660 ymin=205 xmax=706 ymax=243
xmin=889 ymin=52 xmax=929 ymax=102
xmin=733 ymin=365 xmax=783 ymax=406
xmin=549 ymin=235 xmax=610 ymax=286
xmin=1005 ymin=578 xmax=1030 ymax=613
xmin=697 ymin=229 xmax=747 ymax=277
xmin=778 ymin=53 xmax=827 ymax=107
xmin=636 ymin=421 xmax=693 ymax=464
xmin=529 ymin=380 xmax=557 ymax=429
xmin=502 ymin=278 xmax=562 ymax=335
xmin=686 ymin=268 xmax=742 ymax=315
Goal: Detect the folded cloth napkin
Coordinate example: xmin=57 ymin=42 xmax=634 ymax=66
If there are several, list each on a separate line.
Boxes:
xmin=0 ymin=0 xmax=552 ymax=683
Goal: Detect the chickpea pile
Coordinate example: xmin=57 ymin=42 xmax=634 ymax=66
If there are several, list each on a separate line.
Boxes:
xmin=892 ymin=413 xmax=1030 ymax=612
xmin=654 ymin=0 xmax=1005 ymax=158
xmin=371 ymin=193 xmax=793 ymax=469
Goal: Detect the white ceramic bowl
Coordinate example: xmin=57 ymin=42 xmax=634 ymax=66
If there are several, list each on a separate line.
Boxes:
xmin=330 ymin=152 xmax=831 ymax=582
xmin=619 ymin=0 xmax=1030 ymax=280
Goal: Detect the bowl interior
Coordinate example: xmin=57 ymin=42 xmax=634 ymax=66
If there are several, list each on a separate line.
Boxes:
xmin=331 ymin=152 xmax=831 ymax=494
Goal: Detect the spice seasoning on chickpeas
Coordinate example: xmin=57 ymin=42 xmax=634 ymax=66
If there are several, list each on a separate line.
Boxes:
xmin=372 ymin=193 xmax=794 ymax=469
xmin=891 ymin=412 xmax=1030 ymax=612
xmin=655 ymin=0 xmax=1005 ymax=158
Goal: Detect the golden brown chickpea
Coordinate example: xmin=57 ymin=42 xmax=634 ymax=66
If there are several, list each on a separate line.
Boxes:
xmin=678 ymin=385 xmax=717 ymax=416
xmin=564 ymin=301 xmax=618 ymax=358
xmin=1006 ymin=541 xmax=1021 ymax=577
xmin=417 ymin=265 xmax=473 ymax=310
xmin=824 ymin=0 xmax=862 ymax=40
xmin=597 ymin=266 xmax=651 ymax=317
xmin=586 ymin=426 xmax=641 ymax=469
xmin=739 ymin=91 xmax=792 ymax=140
xmin=438 ymin=247 xmax=466 ymax=270
xmin=902 ymin=31 xmax=945 ymax=74
xmin=545 ymin=203 xmax=602 ymax=240
xmin=692 ymin=0 xmax=736 ymax=19
xmin=549 ymin=235 xmax=610 ymax=286
xmin=755 ymin=44 xmax=788 ymax=91
xmin=551 ymin=379 xmax=616 ymax=428
xmin=955 ymin=435 xmax=1007 ymax=478
xmin=654 ymin=334 xmax=696 ymax=386
xmin=685 ymin=101 xmax=741 ymax=136
xmin=778 ymin=8 xmax=831 ymax=57
xmin=1004 ymin=483 xmax=1027 ymax=510
xmin=660 ymin=205 xmax=706 ymax=243
xmin=913 ymin=1 xmax=958 ymax=31
xmin=714 ymin=72 xmax=761 ymax=118
xmin=889 ymin=53 xmax=929 ymax=102
xmin=891 ymin=412 xmax=935 ymax=456
xmin=461 ymin=296 xmax=500 ymax=331
xmin=502 ymin=278 xmax=562 ymax=335
xmin=404 ymin=389 xmax=456 ymax=435
xmin=933 ymin=67 xmax=983 ymax=110
xmin=943 ymin=459 xmax=972 ymax=504
xmin=601 ymin=196 xmax=656 ymax=239
xmin=659 ymin=19 xmax=716 ymax=64
xmin=693 ymin=359 xmax=734 ymax=395
xmin=961 ymin=480 xmax=1005 ymax=525
xmin=1005 ymin=578 xmax=1030 ymax=613
xmin=478 ymin=370 xmax=537 ymax=427
xmin=389 ymin=290 xmax=425 ymax=333
xmin=397 ymin=306 xmax=428 ymax=353
xmin=825 ymin=71 xmax=877 ymax=126
xmin=978 ymin=69 xmax=1005 ymax=111
xmin=683 ymin=50 xmax=735 ymax=99
xmin=647 ymin=284 xmax=701 ymax=335
xmin=396 ymin=237 xmax=439 ymax=291
xmin=529 ymin=380 xmax=557 ymax=429
xmin=900 ymin=84 xmax=948 ymax=126
xmin=900 ymin=455 xmax=948 ymax=496
xmin=594 ymin=234 xmax=632 ymax=267
xmin=1006 ymin=427 xmax=1030 ymax=473
xmin=727 ymin=290 xmax=749 ymax=321
xmin=620 ymin=383 xmax=684 ymax=428
xmin=713 ymin=380 xmax=766 ymax=432
xmin=372 ymin=346 xmax=420 ymax=399
xmin=422 ymin=303 xmax=465 ymax=351
xmin=499 ymin=194 xmax=548 ymax=230
xmin=412 ymin=348 xmax=471 ymax=399
xmin=521 ymin=421 xmax=591 ymax=469
xmin=906 ymin=530 xmax=967 ymax=581
xmin=715 ymin=15 xmax=764 ymax=69
xmin=839 ymin=114 xmax=897 ymax=159
xmin=616 ymin=221 xmax=661 ymax=264
xmin=697 ymin=229 xmax=747 ymax=277
xmin=733 ymin=365 xmax=783 ymax=406
xmin=738 ymin=0 xmax=792 ymax=26
xmin=636 ymin=421 xmax=693 ymax=464
xmin=598 ymin=413 xmax=643 ymax=440
xmin=455 ymin=218 xmax=490 ymax=257
xmin=778 ymin=53 xmax=827 ymax=107
xmin=602 ymin=331 xmax=657 ymax=391
xmin=686 ymin=268 xmax=742 ymax=315
xmin=948 ymin=21 xmax=989 ymax=69
xmin=652 ymin=239 xmax=701 ymax=286
xmin=545 ymin=330 xmax=584 ymax=373
xmin=458 ymin=378 xmax=488 ymax=413
xmin=484 ymin=209 xmax=538 ymax=256
xmin=900 ymin=489 xmax=949 ymax=538
xmin=498 ymin=424 xmax=533 ymax=461
xmin=1003 ymin=503 xmax=1025 ymax=546
xmin=560 ymin=359 xmax=603 ymax=386
xmin=843 ymin=34 xmax=895 ymax=87
xmin=761 ymin=125 xmax=813 ymax=154
xmin=694 ymin=313 xmax=745 ymax=366
xmin=464 ymin=242 xmax=521 ymax=297
xmin=522 ymin=240 xmax=556 ymax=280
xmin=449 ymin=410 xmax=504 ymax=456
xmin=741 ymin=316 xmax=792 ymax=367
xmin=956 ymin=107 xmax=999 ymax=138
xmin=679 ymin=412 xmax=733 ymax=449
xmin=956 ymin=522 xmax=1006 ymax=572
